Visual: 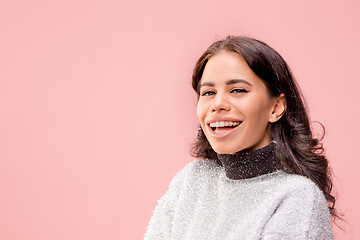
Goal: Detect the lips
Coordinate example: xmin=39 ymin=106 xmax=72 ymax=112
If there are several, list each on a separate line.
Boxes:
xmin=206 ymin=121 xmax=242 ymax=139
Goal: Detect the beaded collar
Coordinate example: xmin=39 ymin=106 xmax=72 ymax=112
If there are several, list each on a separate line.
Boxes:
xmin=217 ymin=142 xmax=278 ymax=180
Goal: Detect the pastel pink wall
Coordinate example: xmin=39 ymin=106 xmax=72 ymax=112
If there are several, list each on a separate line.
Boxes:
xmin=0 ymin=0 xmax=359 ymax=239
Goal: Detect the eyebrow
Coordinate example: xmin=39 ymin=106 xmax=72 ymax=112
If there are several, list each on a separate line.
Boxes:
xmin=198 ymin=79 xmax=252 ymax=91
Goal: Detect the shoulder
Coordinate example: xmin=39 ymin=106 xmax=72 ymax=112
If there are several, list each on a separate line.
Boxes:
xmin=165 ymin=159 xmax=221 ymax=191
xmin=276 ymin=173 xmax=325 ymax=197
xmin=184 ymin=158 xmax=220 ymax=170
xmin=171 ymin=159 xmax=221 ymax=182
xmin=174 ymin=158 xmax=220 ymax=176
xmin=261 ymin=173 xmax=334 ymax=239
xmin=270 ymin=172 xmax=329 ymax=212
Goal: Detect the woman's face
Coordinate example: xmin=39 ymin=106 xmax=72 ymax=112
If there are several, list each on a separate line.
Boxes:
xmin=196 ymin=51 xmax=280 ymax=154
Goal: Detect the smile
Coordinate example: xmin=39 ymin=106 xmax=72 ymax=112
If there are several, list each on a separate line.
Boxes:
xmin=207 ymin=121 xmax=242 ymax=139
xmin=209 ymin=121 xmax=241 ymax=129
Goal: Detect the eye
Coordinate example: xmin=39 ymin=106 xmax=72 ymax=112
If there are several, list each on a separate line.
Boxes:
xmin=230 ymin=88 xmax=248 ymax=94
xmin=201 ymin=91 xmax=216 ymax=96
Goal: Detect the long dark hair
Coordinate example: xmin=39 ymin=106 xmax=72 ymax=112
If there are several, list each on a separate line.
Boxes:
xmin=190 ymin=36 xmax=339 ymax=222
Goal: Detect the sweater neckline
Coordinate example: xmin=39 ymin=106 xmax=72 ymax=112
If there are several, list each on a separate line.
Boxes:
xmin=216 ymin=141 xmax=278 ymax=180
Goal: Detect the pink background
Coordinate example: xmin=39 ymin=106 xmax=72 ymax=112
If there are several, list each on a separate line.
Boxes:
xmin=0 ymin=0 xmax=359 ymax=239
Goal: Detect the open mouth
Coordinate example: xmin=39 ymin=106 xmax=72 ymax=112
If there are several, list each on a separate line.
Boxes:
xmin=209 ymin=121 xmax=242 ymax=133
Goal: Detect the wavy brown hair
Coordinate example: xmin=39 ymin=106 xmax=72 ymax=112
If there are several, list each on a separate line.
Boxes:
xmin=190 ymin=36 xmax=339 ymax=222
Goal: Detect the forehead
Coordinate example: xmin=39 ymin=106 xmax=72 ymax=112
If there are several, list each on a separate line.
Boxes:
xmin=201 ymin=51 xmax=261 ymax=85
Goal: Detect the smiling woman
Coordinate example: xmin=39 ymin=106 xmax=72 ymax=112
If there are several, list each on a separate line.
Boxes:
xmin=144 ymin=36 xmax=338 ymax=240
xmin=197 ymin=51 xmax=286 ymax=154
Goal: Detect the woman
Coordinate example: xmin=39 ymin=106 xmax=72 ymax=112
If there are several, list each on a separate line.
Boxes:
xmin=144 ymin=36 xmax=337 ymax=239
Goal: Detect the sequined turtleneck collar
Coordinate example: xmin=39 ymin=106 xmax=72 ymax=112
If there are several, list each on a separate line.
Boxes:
xmin=217 ymin=142 xmax=278 ymax=180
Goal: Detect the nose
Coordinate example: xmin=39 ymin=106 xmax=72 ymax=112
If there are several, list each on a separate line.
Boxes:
xmin=211 ymin=93 xmax=231 ymax=112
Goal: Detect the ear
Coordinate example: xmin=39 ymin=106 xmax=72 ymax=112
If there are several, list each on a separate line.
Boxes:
xmin=269 ymin=93 xmax=286 ymax=123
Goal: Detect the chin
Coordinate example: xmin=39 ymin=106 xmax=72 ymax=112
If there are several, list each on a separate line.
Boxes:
xmin=211 ymin=145 xmax=242 ymax=154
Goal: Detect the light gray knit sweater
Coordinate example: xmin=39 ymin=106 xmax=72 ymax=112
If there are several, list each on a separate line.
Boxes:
xmin=144 ymin=159 xmax=334 ymax=239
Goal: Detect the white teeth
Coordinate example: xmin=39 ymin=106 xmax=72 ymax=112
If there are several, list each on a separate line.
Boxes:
xmin=209 ymin=121 xmax=241 ymax=128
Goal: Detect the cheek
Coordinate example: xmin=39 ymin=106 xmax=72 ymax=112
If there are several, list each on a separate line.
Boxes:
xmin=196 ymin=101 xmax=205 ymax=123
xmin=242 ymin=99 xmax=271 ymax=124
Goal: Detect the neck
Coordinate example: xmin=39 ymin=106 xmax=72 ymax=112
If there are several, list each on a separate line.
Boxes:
xmin=216 ymin=142 xmax=278 ymax=180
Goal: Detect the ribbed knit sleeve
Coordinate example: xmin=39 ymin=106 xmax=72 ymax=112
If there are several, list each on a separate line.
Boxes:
xmin=260 ymin=177 xmax=334 ymax=240
xmin=144 ymin=163 xmax=190 ymax=240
